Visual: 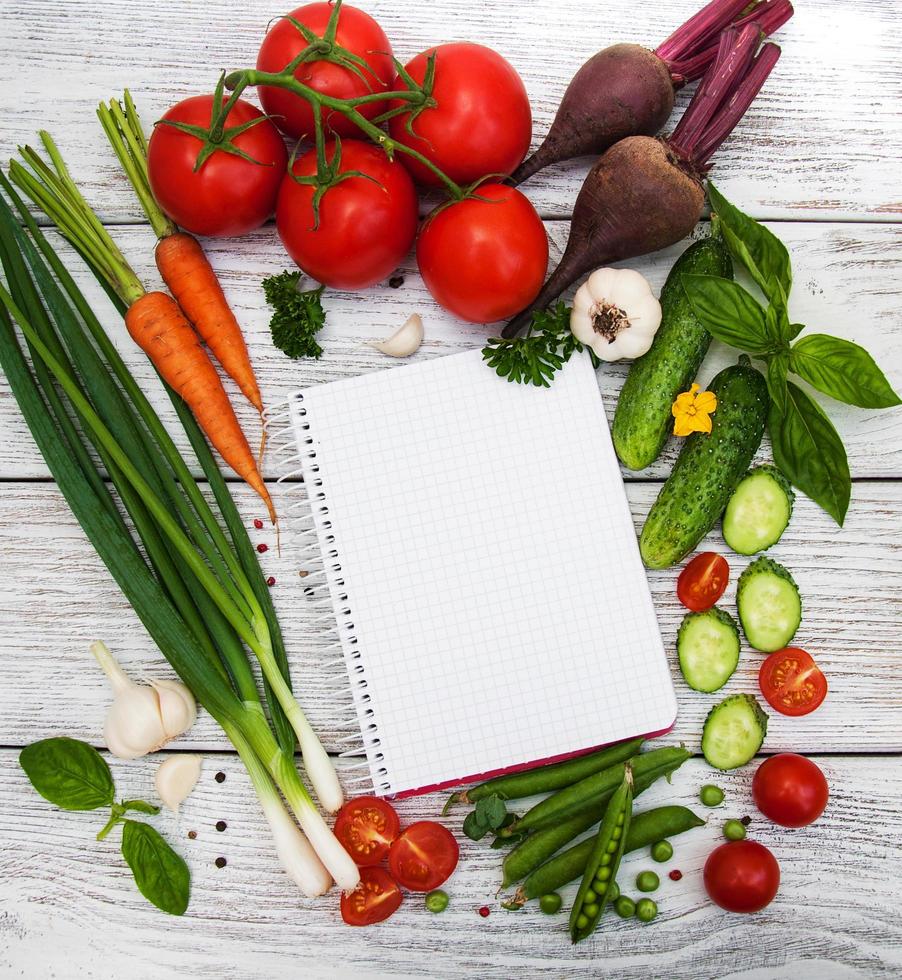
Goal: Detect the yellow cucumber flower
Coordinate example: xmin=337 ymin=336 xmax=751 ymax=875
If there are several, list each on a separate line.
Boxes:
xmin=672 ymin=383 xmax=717 ymax=437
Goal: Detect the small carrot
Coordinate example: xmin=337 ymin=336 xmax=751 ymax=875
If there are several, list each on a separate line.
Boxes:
xmin=155 ymin=231 xmax=263 ymax=413
xmin=125 ymin=290 xmax=275 ymax=523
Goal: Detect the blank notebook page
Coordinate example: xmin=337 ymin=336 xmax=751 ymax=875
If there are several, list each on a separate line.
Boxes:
xmin=292 ymin=349 xmax=676 ymax=796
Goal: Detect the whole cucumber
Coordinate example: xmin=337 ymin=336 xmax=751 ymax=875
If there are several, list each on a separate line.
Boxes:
xmin=640 ymin=356 xmax=768 ymax=569
xmin=613 ymin=236 xmax=733 ymax=471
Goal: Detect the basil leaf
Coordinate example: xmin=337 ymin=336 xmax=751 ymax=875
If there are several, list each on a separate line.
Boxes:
xmin=19 ymin=737 xmax=115 ymax=811
xmin=769 ymin=380 xmax=851 ymax=525
xmin=475 ymin=794 xmax=508 ymax=830
xmin=681 ymin=275 xmax=773 ymax=353
xmin=462 ymin=810 xmax=489 ymax=841
xmin=708 ymin=182 xmax=792 ymax=312
xmin=121 ymin=820 xmax=190 ymax=916
xmin=767 ymin=351 xmax=790 ymax=417
xmin=121 ymin=799 xmax=161 ymax=816
xmin=790 ymin=334 xmax=901 ymax=409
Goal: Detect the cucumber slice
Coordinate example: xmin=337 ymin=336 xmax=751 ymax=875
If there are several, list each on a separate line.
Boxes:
xmin=737 ymin=556 xmax=802 ymax=652
xmin=701 ymin=694 xmax=768 ymax=770
xmin=677 ymin=607 xmax=740 ymax=693
xmin=723 ymin=465 xmax=794 ymax=555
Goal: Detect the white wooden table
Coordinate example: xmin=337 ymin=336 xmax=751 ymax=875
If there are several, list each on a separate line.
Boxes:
xmin=1 ymin=1 xmax=900 ymax=976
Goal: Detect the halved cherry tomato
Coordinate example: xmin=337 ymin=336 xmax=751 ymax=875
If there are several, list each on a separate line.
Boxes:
xmin=340 ymin=866 xmax=403 ymax=926
xmin=677 ymin=552 xmax=730 ymax=612
xmin=758 ymin=647 xmax=827 ymax=716
xmin=388 ymin=821 xmax=459 ymax=892
xmin=334 ymin=796 xmax=400 ymax=867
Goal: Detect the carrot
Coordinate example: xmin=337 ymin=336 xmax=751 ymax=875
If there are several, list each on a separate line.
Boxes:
xmin=125 ymin=290 xmax=275 ymax=523
xmin=155 ymin=231 xmax=263 ymax=413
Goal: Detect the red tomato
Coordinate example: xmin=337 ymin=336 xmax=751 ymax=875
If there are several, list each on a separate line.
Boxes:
xmin=752 ymin=754 xmax=829 ymax=827
xmin=340 ymin=866 xmax=403 ymax=926
xmin=276 ymin=139 xmax=418 ymax=290
xmin=388 ymin=821 xmax=459 ymax=892
xmin=256 ymin=3 xmax=394 ymax=138
xmin=147 ymin=96 xmax=287 ymax=238
xmin=758 ymin=647 xmax=828 ymax=716
xmin=388 ymin=42 xmax=531 ymax=186
xmin=334 ymin=796 xmax=400 ymax=867
xmin=416 ymin=185 xmax=548 ymax=323
xmin=677 ymin=552 xmax=730 ymax=612
xmin=704 ymin=840 xmax=780 ymax=913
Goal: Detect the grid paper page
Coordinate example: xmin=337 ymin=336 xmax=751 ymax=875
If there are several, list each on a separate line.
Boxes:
xmin=294 ymin=350 xmax=676 ymax=796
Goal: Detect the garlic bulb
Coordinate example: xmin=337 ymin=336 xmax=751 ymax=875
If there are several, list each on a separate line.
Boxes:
xmin=368 ymin=313 xmax=423 ymax=357
xmin=155 ymin=755 xmax=203 ymax=813
xmin=91 ymin=641 xmax=197 ymax=759
xmin=570 ymin=268 xmax=662 ymax=362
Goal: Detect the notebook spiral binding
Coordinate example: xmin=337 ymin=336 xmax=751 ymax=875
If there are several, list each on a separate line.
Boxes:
xmin=265 ymin=395 xmax=391 ymax=796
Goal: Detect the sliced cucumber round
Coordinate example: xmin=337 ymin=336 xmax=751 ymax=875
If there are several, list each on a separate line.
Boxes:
xmin=737 ymin=556 xmax=802 ymax=652
xmin=677 ymin=607 xmax=740 ymax=693
xmin=701 ymin=693 xmax=768 ymax=770
xmin=723 ymin=465 xmax=794 ymax=555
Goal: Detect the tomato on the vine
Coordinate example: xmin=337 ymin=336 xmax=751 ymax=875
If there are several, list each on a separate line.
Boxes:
xmin=388 ymin=42 xmax=531 ymax=186
xmin=334 ymin=796 xmax=400 ymax=867
xmin=758 ymin=647 xmax=827 ymax=716
xmin=416 ymin=184 xmax=548 ymax=323
xmin=340 ymin=866 xmax=403 ymax=926
xmin=677 ymin=552 xmax=729 ymax=612
xmin=388 ymin=821 xmax=459 ymax=892
xmin=276 ymin=138 xmax=418 ymax=290
xmin=752 ymin=753 xmax=829 ymax=827
xmin=704 ymin=840 xmax=780 ymax=913
xmin=147 ymin=95 xmax=287 ymax=238
xmin=256 ymin=2 xmax=395 ymax=139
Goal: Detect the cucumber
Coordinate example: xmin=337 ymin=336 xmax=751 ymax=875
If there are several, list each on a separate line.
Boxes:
xmin=613 ymin=236 xmax=733 ymax=471
xmin=723 ymin=465 xmax=794 ymax=555
xmin=639 ymin=357 xmax=768 ymax=569
xmin=737 ymin=556 xmax=802 ymax=652
xmin=677 ymin=606 xmax=740 ymax=693
xmin=701 ymin=693 xmax=768 ymax=770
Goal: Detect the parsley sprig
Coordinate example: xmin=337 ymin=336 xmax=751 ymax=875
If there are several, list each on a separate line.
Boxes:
xmin=482 ymin=302 xmax=581 ymax=387
xmin=262 ymin=270 xmax=326 ymax=360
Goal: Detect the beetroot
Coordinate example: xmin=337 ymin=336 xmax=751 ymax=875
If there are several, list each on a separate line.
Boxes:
xmin=511 ymin=0 xmax=792 ymax=185
xmin=503 ymin=24 xmax=781 ymax=339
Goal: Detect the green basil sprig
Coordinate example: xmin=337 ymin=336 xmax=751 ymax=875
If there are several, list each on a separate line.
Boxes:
xmin=19 ymin=737 xmax=190 ymax=915
xmin=462 ymin=793 xmax=509 ymax=841
xmin=682 ymin=183 xmax=900 ymax=525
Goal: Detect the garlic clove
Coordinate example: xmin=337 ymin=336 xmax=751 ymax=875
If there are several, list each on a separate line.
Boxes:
xmin=155 ymin=754 xmax=203 ymax=813
xmin=152 ymin=679 xmax=197 ymax=741
xmin=104 ymin=684 xmax=168 ymax=760
xmin=368 ymin=313 xmax=423 ymax=358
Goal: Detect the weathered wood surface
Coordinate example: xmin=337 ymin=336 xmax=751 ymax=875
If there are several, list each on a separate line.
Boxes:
xmin=1 ymin=0 xmax=900 ymax=222
xmin=2 ymin=751 xmax=900 ymax=979
xmin=0 ymin=221 xmax=899 ymax=481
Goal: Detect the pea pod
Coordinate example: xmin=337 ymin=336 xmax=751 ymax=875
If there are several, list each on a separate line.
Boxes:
xmin=443 ymin=737 xmax=644 ymax=812
xmin=569 ymin=766 xmax=633 ymax=943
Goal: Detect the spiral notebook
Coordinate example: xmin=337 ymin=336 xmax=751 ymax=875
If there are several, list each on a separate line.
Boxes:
xmin=273 ymin=349 xmax=676 ymax=798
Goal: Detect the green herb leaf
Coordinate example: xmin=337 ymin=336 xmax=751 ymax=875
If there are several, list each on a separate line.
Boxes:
xmin=262 ymin=271 xmax=326 ymax=360
xmin=121 ymin=799 xmax=161 ymax=816
xmin=482 ymin=302 xmax=580 ymax=387
xmin=475 ymin=794 xmax=508 ymax=830
xmin=19 ymin=737 xmax=115 ymax=811
xmin=769 ymin=380 xmax=851 ymax=525
xmin=462 ymin=810 xmax=490 ymax=841
xmin=121 ymin=820 xmax=190 ymax=915
xmin=681 ymin=274 xmax=774 ymax=354
xmin=766 ymin=350 xmax=790 ymax=417
xmin=790 ymin=334 xmax=901 ymax=409
xmin=708 ymin=182 xmax=792 ymax=313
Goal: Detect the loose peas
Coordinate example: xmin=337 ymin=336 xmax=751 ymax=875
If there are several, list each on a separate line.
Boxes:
xmin=539 ymin=892 xmax=562 ymax=915
xmin=651 ymin=840 xmax=673 ymax=863
xmin=615 ymin=896 xmax=635 ymax=918
xmin=636 ymin=870 xmax=660 ymax=893
xmin=700 ymin=784 xmax=725 ymax=807
xmin=636 ymin=898 xmax=658 ymax=922
xmin=425 ymin=890 xmax=449 ymax=913
xmin=723 ymin=819 xmax=747 ymax=841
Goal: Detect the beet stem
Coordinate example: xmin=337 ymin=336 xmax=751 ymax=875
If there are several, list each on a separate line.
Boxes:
xmin=655 ymin=0 xmax=750 ymax=80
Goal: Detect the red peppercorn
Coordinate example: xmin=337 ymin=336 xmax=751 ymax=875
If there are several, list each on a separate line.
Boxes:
xmin=669 ymin=869 xmax=683 ymax=881
xmin=257 ymin=543 xmax=268 ymax=554
xmin=478 ymin=906 xmax=490 ymax=918
xmin=253 ymin=519 xmax=264 ymax=530
xmin=266 ymin=576 xmax=276 ymax=587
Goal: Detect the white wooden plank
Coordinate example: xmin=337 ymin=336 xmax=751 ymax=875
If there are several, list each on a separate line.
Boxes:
xmin=1 ymin=0 xmax=899 ymax=222
xmin=1 ymin=479 xmax=899 ymax=753
xmin=1 ymin=750 xmax=899 ymax=978
xmin=0 ymin=221 xmax=900 ymax=480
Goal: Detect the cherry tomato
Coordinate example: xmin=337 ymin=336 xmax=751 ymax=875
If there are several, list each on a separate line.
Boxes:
xmin=276 ymin=139 xmax=418 ymax=290
xmin=416 ymin=185 xmax=548 ymax=323
xmin=704 ymin=840 xmax=780 ymax=913
xmin=752 ymin=753 xmax=829 ymax=827
xmin=677 ymin=552 xmax=729 ymax=612
xmin=340 ymin=866 xmax=403 ymax=926
xmin=256 ymin=3 xmax=394 ymax=138
xmin=147 ymin=96 xmax=287 ymax=238
xmin=333 ymin=796 xmax=400 ymax=867
xmin=388 ymin=821 xmax=459 ymax=892
xmin=758 ymin=647 xmax=828 ymax=716
xmin=388 ymin=42 xmax=531 ymax=187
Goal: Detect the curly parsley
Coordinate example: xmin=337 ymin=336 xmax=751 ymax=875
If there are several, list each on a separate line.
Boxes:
xmin=482 ymin=302 xmax=581 ymax=387
xmin=262 ymin=271 xmax=326 ymax=360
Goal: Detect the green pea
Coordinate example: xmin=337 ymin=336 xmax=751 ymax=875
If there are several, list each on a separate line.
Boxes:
xmin=651 ymin=840 xmax=673 ymax=863
xmin=605 ymin=839 xmax=617 ymax=854
xmin=636 ymin=871 xmax=659 ymax=893
xmin=614 ymin=896 xmax=635 ymax=918
xmin=576 ymin=913 xmax=589 ymax=930
xmin=539 ymin=892 xmax=562 ymax=915
xmin=596 ymin=866 xmax=611 ymax=882
xmin=635 ymin=898 xmax=658 ymax=922
xmin=584 ymin=888 xmax=597 ymax=904
xmin=425 ymin=890 xmax=449 ymax=914
xmin=700 ymin=784 xmax=725 ymax=807
xmin=616 ymin=811 xmax=625 ymax=825
xmin=584 ymin=902 xmax=599 ymax=917
xmin=609 ymin=881 xmax=620 ymax=901
xmin=723 ymin=819 xmax=747 ymax=841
